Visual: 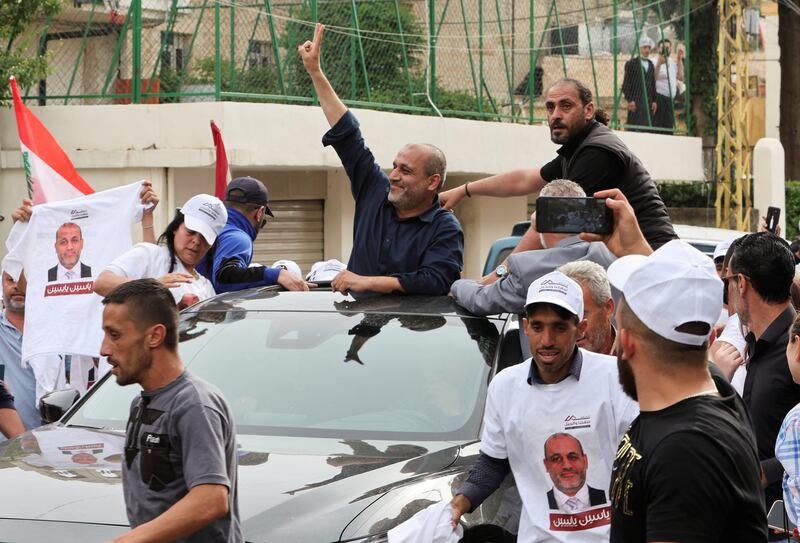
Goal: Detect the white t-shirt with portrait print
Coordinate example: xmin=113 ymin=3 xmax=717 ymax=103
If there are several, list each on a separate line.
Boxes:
xmin=3 ymin=182 xmax=144 ymax=364
xmin=104 ymin=242 xmax=215 ymax=304
xmin=480 ymin=349 xmax=638 ymax=542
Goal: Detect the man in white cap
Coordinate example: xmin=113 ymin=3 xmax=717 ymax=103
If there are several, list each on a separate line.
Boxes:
xmin=607 ymin=240 xmax=766 ymax=542
xmin=450 ymin=271 xmax=637 ymax=542
xmin=621 ymin=36 xmax=657 ymax=132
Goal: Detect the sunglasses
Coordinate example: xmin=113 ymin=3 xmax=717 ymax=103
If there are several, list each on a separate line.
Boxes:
xmin=721 ymin=273 xmax=750 ymax=305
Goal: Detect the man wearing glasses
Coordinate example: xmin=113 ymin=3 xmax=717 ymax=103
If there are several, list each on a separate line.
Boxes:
xmin=726 ymin=232 xmax=800 ymax=520
xmin=203 ymin=177 xmax=310 ymax=293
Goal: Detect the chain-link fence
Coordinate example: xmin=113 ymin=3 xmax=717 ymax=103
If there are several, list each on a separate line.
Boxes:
xmin=12 ymin=0 xmax=693 ymax=134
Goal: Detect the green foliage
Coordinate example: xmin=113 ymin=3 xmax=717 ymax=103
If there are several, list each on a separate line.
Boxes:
xmin=187 ymin=57 xmax=280 ymax=98
xmin=0 ymin=0 xmax=61 ymax=105
xmin=655 ymin=181 xmax=715 ymax=208
xmin=283 ymin=1 xmax=423 ymax=102
xmin=687 ymin=0 xmax=719 ymax=138
xmin=664 ymin=0 xmax=718 ymax=138
xmin=786 ymin=181 xmax=800 ymax=239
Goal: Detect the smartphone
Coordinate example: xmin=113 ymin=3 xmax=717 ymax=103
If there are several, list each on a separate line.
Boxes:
xmin=767 ymin=500 xmax=796 ymax=533
xmin=766 ymin=206 xmax=781 ymax=234
xmin=535 ymin=197 xmax=613 ymax=235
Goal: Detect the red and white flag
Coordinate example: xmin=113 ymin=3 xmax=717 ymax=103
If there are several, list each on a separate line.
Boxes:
xmin=10 ymin=76 xmax=94 ymax=204
xmin=210 ymin=120 xmax=231 ymax=200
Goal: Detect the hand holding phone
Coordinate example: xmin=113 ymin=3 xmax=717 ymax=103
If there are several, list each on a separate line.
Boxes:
xmin=766 ymin=206 xmax=781 ymax=234
xmin=535 ymin=197 xmax=613 ymax=235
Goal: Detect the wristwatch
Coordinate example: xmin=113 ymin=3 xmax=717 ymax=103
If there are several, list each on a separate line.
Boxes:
xmin=495 ymin=264 xmax=508 ymax=278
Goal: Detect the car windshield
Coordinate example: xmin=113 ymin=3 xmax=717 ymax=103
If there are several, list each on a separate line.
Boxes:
xmin=68 ymin=309 xmax=500 ymax=441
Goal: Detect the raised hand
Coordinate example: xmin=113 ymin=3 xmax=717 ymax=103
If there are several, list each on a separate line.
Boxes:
xmin=298 ymin=23 xmax=325 ymax=75
xmin=580 ymin=188 xmax=652 ymax=257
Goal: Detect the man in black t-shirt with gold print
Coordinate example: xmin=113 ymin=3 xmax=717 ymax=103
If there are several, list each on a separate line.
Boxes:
xmin=606 ymin=240 xmax=766 ymax=542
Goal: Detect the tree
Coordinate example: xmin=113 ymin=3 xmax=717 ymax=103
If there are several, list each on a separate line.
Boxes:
xmin=0 ymin=0 xmax=61 ymax=105
xmin=283 ymin=1 xmax=423 ymax=104
xmin=670 ymin=0 xmax=719 ymax=143
xmin=779 ymin=3 xmax=800 ymax=179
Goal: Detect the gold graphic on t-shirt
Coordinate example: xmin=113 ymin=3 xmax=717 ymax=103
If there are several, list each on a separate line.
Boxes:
xmin=610 ymin=433 xmax=641 ymax=516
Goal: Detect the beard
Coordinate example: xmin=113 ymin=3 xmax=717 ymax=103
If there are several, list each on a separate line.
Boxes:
xmin=112 ymin=346 xmax=152 ymax=387
xmin=581 ymin=324 xmax=611 ymax=354
xmin=616 ymin=353 xmax=638 ymax=401
xmin=3 ymin=295 xmax=24 ymax=313
xmin=388 ymin=184 xmax=428 ymax=211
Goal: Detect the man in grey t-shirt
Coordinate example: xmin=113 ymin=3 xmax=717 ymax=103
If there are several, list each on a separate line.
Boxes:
xmin=101 ymin=279 xmax=242 ymax=543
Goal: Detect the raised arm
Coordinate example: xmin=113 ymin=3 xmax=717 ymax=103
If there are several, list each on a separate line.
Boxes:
xmin=299 ymin=24 xmax=347 ymax=127
xmin=139 ymin=181 xmax=159 ymax=244
xmin=439 ymin=168 xmax=546 ymax=210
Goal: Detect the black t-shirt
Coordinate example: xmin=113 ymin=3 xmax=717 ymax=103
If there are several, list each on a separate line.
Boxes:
xmin=539 ymin=121 xmax=678 ymax=249
xmin=609 ymin=371 xmax=767 ymax=543
xmin=540 ymin=146 xmax=626 ymax=195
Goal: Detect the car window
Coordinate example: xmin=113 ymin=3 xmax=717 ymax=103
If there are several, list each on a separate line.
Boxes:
xmin=69 ymin=311 xmax=500 ymax=442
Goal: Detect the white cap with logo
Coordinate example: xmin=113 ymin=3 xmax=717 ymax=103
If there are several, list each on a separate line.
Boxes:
xmin=181 ymin=194 xmax=228 ymax=245
xmin=272 ymin=259 xmax=303 ymax=278
xmin=525 ymin=271 xmax=585 ymax=320
xmin=306 ymin=259 xmax=347 ymax=282
xmin=607 ymin=240 xmax=723 ymax=346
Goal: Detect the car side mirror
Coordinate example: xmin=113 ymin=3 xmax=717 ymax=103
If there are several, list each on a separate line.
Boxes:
xmin=39 ymin=389 xmax=80 ymax=424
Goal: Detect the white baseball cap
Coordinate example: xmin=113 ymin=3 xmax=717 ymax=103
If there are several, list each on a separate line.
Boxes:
xmin=306 ymin=259 xmax=347 ymax=282
xmin=181 ymin=194 xmax=228 ymax=245
xmin=607 ymin=240 xmax=723 ymax=346
xmin=272 ymin=259 xmax=302 ymax=278
xmin=713 ymin=237 xmax=740 ymax=261
xmin=525 ymin=271 xmax=585 ymax=320
xmin=639 ymin=36 xmax=655 ymax=48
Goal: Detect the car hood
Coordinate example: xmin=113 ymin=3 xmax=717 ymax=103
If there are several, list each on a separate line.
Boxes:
xmin=0 ymin=426 xmax=463 ymax=542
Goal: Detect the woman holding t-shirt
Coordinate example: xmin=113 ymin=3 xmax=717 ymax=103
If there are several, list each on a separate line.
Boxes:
xmin=94 ymin=194 xmax=227 ymax=308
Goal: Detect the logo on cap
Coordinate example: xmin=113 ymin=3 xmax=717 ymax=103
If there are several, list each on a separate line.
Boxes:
xmin=539 ymin=279 xmax=569 ymax=296
xmin=198 ymin=201 xmax=223 ymax=221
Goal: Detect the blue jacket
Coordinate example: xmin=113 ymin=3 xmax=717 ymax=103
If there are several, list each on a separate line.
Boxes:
xmin=199 ymin=208 xmax=281 ymax=293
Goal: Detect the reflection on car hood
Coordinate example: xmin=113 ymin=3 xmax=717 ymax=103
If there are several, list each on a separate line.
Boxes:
xmin=0 ymin=426 xmax=462 ymax=542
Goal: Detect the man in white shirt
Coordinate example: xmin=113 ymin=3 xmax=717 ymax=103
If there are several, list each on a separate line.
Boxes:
xmin=48 ymin=223 xmax=91 ymax=282
xmin=450 ymin=271 xmax=638 ymax=542
xmin=653 ymin=39 xmax=684 ymax=130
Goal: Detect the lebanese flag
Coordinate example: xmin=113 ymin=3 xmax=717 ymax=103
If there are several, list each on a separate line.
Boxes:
xmin=211 ymin=120 xmax=231 ymax=200
xmin=10 ymin=76 xmax=94 ymax=204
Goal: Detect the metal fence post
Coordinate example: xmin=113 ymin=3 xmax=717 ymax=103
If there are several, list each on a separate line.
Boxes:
xmin=611 ymin=0 xmax=619 ymax=129
xmin=230 ymin=0 xmax=236 ymax=90
xmin=215 ymin=0 xmax=222 ymax=100
xmin=529 ymin=0 xmax=534 ymax=124
xmin=429 ymin=0 xmax=437 ymax=104
xmin=684 ymin=0 xmax=693 ymax=135
xmin=132 ymin=0 xmax=142 ymax=104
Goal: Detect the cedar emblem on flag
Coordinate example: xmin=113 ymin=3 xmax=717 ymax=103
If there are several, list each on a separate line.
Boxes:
xmin=10 ymin=77 xmax=94 ymax=204
xmin=210 ymin=120 xmax=231 ymax=200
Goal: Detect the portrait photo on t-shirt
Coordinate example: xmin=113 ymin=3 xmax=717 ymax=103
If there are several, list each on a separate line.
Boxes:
xmin=48 ymin=221 xmax=93 ymax=283
xmin=542 ymin=431 xmax=612 ymax=532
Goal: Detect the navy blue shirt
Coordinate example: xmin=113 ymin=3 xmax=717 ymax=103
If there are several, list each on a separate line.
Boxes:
xmin=322 ymin=111 xmax=464 ymax=295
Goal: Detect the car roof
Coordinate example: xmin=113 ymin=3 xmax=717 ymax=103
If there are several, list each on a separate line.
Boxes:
xmin=186 ymin=288 xmax=502 ymax=319
xmin=672 ymin=223 xmax=750 ymax=243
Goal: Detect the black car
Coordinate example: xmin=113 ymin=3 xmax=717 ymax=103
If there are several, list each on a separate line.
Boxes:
xmin=0 ymin=290 xmax=524 ymax=542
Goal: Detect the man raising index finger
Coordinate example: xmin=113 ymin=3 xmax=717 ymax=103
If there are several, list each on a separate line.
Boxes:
xmin=299 ymin=23 xmax=464 ymax=296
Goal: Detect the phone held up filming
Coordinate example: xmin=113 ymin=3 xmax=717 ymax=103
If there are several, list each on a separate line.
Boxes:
xmin=535 ymin=196 xmax=613 ymax=235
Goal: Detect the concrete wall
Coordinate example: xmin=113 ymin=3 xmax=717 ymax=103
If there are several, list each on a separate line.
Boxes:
xmin=0 ymin=101 xmax=704 ymax=279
